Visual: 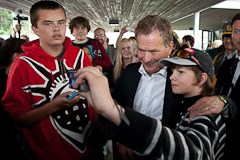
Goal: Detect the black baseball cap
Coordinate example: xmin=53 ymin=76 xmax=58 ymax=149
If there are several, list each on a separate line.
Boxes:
xmin=159 ymin=48 xmax=214 ymax=80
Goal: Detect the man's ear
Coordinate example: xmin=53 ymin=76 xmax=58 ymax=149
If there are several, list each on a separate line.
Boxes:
xmin=32 ymin=26 xmax=39 ymax=36
xmin=198 ymin=72 xmax=208 ymax=86
xmin=167 ymin=41 xmax=174 ymax=56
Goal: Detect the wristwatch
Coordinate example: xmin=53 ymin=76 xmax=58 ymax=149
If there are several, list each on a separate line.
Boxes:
xmin=219 ymin=95 xmax=228 ymax=104
xmin=219 ymin=95 xmax=229 ymax=118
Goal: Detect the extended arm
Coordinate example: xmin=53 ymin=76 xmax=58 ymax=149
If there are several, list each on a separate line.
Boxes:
xmin=75 ymin=66 xmax=225 ymax=159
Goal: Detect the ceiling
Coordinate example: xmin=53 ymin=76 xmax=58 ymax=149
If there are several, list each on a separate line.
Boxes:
xmin=1 ymin=0 xmax=240 ymax=32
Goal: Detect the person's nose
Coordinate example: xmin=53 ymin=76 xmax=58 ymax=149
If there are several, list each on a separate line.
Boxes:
xmin=169 ymin=71 xmax=175 ymax=81
xmin=143 ymin=52 xmax=153 ymax=62
xmin=53 ymin=23 xmax=60 ymax=32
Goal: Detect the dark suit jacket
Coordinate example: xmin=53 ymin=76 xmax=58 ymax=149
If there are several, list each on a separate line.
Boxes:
xmin=215 ymin=57 xmax=239 ymax=159
xmin=112 ymin=63 xmax=182 ymax=128
xmin=215 ymin=57 xmax=239 ymax=117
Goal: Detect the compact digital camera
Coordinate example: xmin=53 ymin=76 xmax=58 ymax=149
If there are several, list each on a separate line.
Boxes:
xmin=69 ymin=70 xmax=90 ymax=92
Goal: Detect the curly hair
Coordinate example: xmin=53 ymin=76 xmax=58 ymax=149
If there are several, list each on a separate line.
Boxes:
xmin=69 ymin=16 xmax=91 ymax=34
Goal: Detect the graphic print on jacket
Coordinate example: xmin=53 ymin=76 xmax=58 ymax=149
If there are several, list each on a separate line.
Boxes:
xmin=20 ymin=51 xmax=92 ymax=153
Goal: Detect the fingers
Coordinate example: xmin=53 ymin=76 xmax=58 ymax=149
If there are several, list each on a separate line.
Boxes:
xmin=73 ymin=66 xmax=102 ymax=89
xmin=95 ymin=65 xmax=103 ymax=72
xmin=53 ymin=91 xmax=80 ymax=110
xmin=188 ymin=97 xmax=212 ymax=122
xmin=75 ymin=66 xmax=102 ymax=77
xmin=188 ymin=96 xmax=224 ymax=122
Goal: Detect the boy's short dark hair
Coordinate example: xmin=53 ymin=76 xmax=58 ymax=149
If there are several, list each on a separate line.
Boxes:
xmin=183 ymin=35 xmax=194 ymax=47
xmin=69 ymin=16 xmax=91 ymax=34
xmin=30 ymin=1 xmax=66 ymax=28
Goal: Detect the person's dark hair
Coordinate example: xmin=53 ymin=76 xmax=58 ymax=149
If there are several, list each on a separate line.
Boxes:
xmin=0 ymin=38 xmax=4 ymax=49
xmin=173 ymin=36 xmax=180 ymax=50
xmin=0 ymin=38 xmax=27 ymax=67
xmin=179 ymin=44 xmax=189 ymax=50
xmin=183 ymin=35 xmax=194 ymax=47
xmin=129 ymin=36 xmax=136 ymax=41
xmin=69 ymin=16 xmax=91 ymax=34
xmin=135 ymin=15 xmax=173 ymax=48
xmin=30 ymin=1 xmax=66 ymax=27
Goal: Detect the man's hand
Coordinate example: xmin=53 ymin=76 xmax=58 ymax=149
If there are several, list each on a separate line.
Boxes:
xmin=73 ymin=66 xmax=122 ymax=125
xmin=120 ymin=26 xmax=128 ymax=35
xmin=188 ymin=95 xmax=225 ymax=122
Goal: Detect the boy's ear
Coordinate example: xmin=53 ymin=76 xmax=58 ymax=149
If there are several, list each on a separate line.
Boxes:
xmin=198 ymin=73 xmax=208 ymax=86
xmin=32 ymin=26 xmax=39 ymax=36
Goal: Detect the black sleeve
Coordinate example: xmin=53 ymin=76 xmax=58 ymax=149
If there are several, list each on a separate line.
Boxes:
xmin=111 ymin=70 xmax=125 ymax=105
xmin=113 ymin=107 xmax=158 ymax=154
xmin=113 ymin=107 xmax=226 ymax=159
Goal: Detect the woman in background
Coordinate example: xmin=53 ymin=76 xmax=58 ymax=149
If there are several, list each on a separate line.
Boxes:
xmin=107 ymin=38 xmax=133 ymax=90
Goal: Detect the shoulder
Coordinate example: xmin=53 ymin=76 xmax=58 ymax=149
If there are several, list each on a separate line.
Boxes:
xmin=213 ymin=52 xmax=224 ymax=63
xmin=125 ymin=62 xmax=141 ymax=71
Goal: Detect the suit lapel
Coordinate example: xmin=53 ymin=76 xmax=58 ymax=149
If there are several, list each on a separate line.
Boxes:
xmin=125 ymin=63 xmax=142 ymax=107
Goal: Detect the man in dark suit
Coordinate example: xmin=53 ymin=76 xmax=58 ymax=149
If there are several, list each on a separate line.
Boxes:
xmin=214 ymin=13 xmax=240 ymax=160
xmin=112 ymin=16 xmax=181 ymax=159
xmin=112 ymin=15 xmax=234 ymax=159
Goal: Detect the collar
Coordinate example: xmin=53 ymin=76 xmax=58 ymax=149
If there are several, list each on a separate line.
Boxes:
xmin=57 ymin=46 xmax=65 ymax=59
xmin=235 ymin=52 xmax=240 ymax=60
xmin=225 ymin=50 xmax=237 ymax=59
xmin=138 ymin=64 xmax=167 ymax=78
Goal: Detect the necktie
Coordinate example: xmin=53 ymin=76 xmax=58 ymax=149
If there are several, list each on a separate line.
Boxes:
xmin=221 ymin=58 xmax=239 ymax=95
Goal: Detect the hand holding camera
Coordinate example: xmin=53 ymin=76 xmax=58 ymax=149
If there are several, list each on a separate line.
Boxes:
xmin=69 ymin=70 xmax=90 ymax=93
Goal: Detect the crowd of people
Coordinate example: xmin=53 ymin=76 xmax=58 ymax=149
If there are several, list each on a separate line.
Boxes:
xmin=0 ymin=0 xmax=240 ymax=160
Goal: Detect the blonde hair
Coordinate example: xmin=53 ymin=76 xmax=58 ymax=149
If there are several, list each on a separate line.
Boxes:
xmin=113 ymin=38 xmax=133 ymax=83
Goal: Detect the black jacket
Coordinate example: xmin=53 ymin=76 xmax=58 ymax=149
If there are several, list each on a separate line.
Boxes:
xmin=112 ymin=62 xmax=182 ymax=128
xmin=215 ymin=57 xmax=239 ymax=159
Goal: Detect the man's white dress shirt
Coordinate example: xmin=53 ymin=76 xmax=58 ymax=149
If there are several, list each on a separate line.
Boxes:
xmin=133 ymin=64 xmax=167 ymax=120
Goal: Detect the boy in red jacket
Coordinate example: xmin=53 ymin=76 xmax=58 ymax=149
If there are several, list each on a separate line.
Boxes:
xmin=1 ymin=1 xmax=96 ymax=159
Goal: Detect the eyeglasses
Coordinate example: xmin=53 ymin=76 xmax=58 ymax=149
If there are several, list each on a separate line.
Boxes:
xmin=171 ymin=49 xmax=200 ymax=66
xmin=94 ymin=34 xmax=104 ymax=38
